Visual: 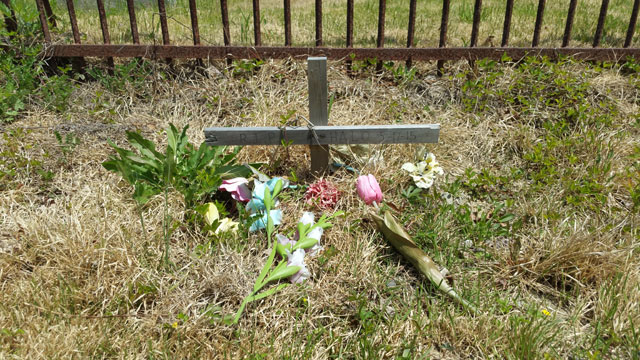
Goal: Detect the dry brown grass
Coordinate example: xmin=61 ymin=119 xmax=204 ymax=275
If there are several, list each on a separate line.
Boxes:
xmin=1 ymin=57 xmax=639 ymax=358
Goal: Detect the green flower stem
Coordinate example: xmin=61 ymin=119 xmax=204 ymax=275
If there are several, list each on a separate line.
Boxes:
xmin=136 ymin=203 xmax=147 ymax=243
xmin=231 ymin=179 xmax=293 ymax=324
xmin=163 ymin=185 xmax=170 ymax=268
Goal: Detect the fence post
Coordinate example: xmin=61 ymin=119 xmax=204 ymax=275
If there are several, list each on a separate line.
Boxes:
xmin=593 ymin=0 xmax=610 ymax=47
xmin=95 ymin=0 xmax=114 ymax=72
xmin=315 ymin=0 xmax=322 ymax=46
xmin=470 ymin=0 xmax=482 ymax=48
xmin=406 ymin=0 xmax=417 ymax=69
xmin=35 ymin=0 xmax=51 ymax=42
xmin=436 ymin=0 xmax=450 ymax=76
xmin=346 ymin=0 xmax=354 ymax=73
xmin=501 ymin=0 xmax=514 ymax=46
xmin=253 ymin=0 xmax=261 ymax=46
xmin=625 ymin=0 xmax=640 ymax=48
xmin=64 ymin=0 xmax=87 ymax=72
xmin=284 ymin=0 xmax=291 ymax=46
xmin=220 ymin=0 xmax=231 ymax=65
xmin=468 ymin=0 xmax=482 ymax=68
xmin=532 ymin=0 xmax=546 ymax=47
xmin=126 ymin=0 xmax=140 ymax=44
xmin=562 ymin=0 xmax=578 ymax=47
xmin=42 ymin=0 xmax=56 ymax=28
xmin=188 ymin=0 xmax=200 ymax=45
xmin=376 ymin=0 xmax=386 ymax=72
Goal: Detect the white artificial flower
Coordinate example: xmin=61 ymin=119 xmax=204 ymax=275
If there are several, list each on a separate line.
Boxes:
xmin=298 ymin=211 xmax=324 ymax=255
xmin=287 ymin=249 xmax=311 ymax=284
xmin=216 ymin=217 xmax=239 ymax=234
xmin=424 ymin=153 xmax=444 ymax=175
xmin=401 ymin=153 xmax=444 ymax=189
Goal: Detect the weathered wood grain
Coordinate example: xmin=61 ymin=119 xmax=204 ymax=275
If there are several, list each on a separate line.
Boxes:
xmin=308 ymin=57 xmax=329 ymax=174
xmin=204 ymin=125 xmax=440 ymax=146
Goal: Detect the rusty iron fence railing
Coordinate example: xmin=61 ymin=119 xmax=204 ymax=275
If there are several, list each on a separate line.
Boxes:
xmin=6 ymin=0 xmax=640 ymax=67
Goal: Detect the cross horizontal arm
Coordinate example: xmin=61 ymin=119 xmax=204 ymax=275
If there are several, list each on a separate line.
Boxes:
xmin=204 ymin=124 xmax=439 ymax=146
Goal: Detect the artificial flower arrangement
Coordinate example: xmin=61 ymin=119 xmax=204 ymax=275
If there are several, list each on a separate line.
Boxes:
xmin=210 ymin=152 xmax=474 ymax=324
xmin=214 ymin=174 xmax=342 ymax=324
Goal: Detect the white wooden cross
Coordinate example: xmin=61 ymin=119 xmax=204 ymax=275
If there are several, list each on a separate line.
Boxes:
xmin=204 ymin=57 xmax=440 ymax=174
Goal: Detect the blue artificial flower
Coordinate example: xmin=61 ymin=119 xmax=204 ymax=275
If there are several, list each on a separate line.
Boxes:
xmin=248 ymin=210 xmax=283 ymax=232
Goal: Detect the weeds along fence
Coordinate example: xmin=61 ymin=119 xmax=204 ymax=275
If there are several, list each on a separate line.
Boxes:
xmin=9 ymin=0 xmax=640 ymax=69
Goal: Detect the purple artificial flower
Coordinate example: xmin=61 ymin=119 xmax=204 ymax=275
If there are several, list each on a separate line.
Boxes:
xmin=219 ymin=177 xmax=251 ymax=202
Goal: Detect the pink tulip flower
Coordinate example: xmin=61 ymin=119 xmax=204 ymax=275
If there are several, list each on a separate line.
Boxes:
xmin=219 ymin=177 xmax=251 ymax=202
xmin=356 ymin=174 xmax=383 ymax=205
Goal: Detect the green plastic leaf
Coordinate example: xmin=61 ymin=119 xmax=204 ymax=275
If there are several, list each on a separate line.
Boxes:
xmin=254 ymin=239 xmax=278 ymax=292
xmin=292 ymin=236 xmax=318 ymax=251
xmin=263 ymin=186 xmax=273 ymax=209
xmin=272 ymin=179 xmax=283 ymax=199
xmin=297 ymin=222 xmax=310 ymax=239
xmin=276 ymin=243 xmax=291 ymax=258
xmin=246 ymin=283 xmax=289 ymax=302
xmin=264 ymin=265 xmax=301 ymax=284
xmin=370 ymin=211 xmax=477 ymax=314
xmin=230 ymin=297 xmax=250 ymax=324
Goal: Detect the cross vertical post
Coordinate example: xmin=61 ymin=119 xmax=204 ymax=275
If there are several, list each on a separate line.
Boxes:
xmin=307 ymin=57 xmax=329 ymax=175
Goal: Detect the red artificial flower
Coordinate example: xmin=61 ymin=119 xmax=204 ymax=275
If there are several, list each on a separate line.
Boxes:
xmin=304 ymin=179 xmax=340 ymax=209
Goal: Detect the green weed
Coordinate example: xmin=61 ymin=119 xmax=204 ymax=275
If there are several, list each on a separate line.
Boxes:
xmin=231 ymin=59 xmax=265 ymax=78
xmin=102 ymin=124 xmax=248 ymax=207
xmin=86 ymin=60 xmax=153 ymax=96
xmin=0 ymin=128 xmax=53 ymax=190
xmin=103 ymin=124 xmax=249 ymax=267
xmin=1 ymin=4 xmax=76 ymax=122
xmin=506 ymin=306 xmax=560 ymax=360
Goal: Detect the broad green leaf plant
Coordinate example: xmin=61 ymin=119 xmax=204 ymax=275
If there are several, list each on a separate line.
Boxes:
xmin=102 ymin=124 xmax=249 ymax=267
xmin=103 ymin=124 xmax=249 ymax=207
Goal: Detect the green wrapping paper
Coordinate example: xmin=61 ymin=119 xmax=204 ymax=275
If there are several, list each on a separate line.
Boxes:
xmin=370 ymin=210 xmax=477 ymax=314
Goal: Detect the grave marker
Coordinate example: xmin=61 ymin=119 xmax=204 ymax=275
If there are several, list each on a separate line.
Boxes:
xmin=204 ymin=57 xmax=440 ymax=174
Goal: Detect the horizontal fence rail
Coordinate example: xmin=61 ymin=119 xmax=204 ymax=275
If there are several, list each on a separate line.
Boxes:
xmin=45 ymin=44 xmax=640 ymax=62
xmin=13 ymin=0 xmax=640 ymax=67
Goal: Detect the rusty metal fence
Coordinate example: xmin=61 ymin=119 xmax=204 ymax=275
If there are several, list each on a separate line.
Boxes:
xmin=8 ymin=0 xmax=640 ymax=67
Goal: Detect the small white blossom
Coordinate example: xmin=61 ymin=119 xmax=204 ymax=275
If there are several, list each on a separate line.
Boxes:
xmin=287 ymin=249 xmax=311 ymax=284
xmin=298 ymin=212 xmax=324 ymax=255
xmin=401 ymin=153 xmax=444 ymax=189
